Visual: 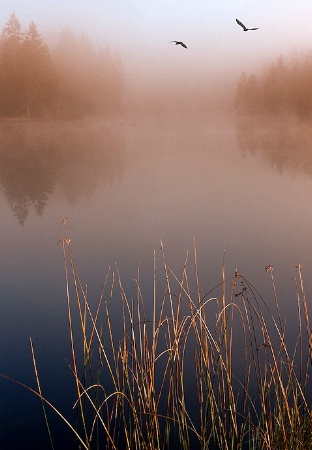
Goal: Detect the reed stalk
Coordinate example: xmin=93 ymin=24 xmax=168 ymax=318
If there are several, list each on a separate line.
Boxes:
xmin=1 ymin=232 xmax=311 ymax=450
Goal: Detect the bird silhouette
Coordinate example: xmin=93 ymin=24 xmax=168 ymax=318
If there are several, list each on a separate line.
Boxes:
xmin=236 ymin=19 xmax=259 ymax=31
xmin=170 ymin=41 xmax=188 ymax=49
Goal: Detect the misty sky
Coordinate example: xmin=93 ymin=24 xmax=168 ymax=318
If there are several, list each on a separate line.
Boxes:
xmin=1 ymin=1 xmax=312 ymax=87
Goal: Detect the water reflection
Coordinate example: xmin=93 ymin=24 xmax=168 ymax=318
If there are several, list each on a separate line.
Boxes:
xmin=236 ymin=115 xmax=312 ymax=177
xmin=3 ymin=115 xmax=312 ymax=449
xmin=0 ymin=119 xmax=125 ymax=224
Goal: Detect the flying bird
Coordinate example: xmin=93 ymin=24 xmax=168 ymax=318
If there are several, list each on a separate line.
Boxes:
xmin=236 ymin=19 xmax=259 ymax=31
xmin=170 ymin=41 xmax=188 ymax=49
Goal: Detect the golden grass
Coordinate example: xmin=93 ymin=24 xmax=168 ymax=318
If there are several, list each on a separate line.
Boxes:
xmin=2 ymin=227 xmax=312 ymax=450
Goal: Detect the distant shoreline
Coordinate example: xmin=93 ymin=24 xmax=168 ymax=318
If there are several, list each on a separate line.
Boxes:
xmin=0 ymin=117 xmax=33 ymax=122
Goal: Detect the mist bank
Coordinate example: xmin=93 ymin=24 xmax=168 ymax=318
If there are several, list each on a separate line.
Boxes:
xmin=235 ymin=49 xmax=312 ymax=121
xmin=5 ymin=11 xmax=312 ymax=122
xmin=0 ymin=12 xmax=240 ymax=121
xmin=122 ymin=79 xmax=235 ymax=121
xmin=0 ymin=13 xmax=124 ymax=119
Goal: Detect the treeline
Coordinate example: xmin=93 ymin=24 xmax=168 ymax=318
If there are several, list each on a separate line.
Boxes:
xmin=235 ymin=51 xmax=312 ymax=120
xmin=0 ymin=13 xmax=124 ymax=118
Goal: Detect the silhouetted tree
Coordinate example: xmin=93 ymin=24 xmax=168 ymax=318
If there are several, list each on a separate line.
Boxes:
xmin=22 ymin=21 xmax=57 ymax=117
xmin=235 ymin=51 xmax=312 ymax=120
xmin=0 ymin=13 xmax=25 ymax=115
xmin=0 ymin=13 xmax=57 ymax=117
xmin=0 ymin=13 xmax=124 ymax=119
xmin=289 ymin=52 xmax=312 ymax=120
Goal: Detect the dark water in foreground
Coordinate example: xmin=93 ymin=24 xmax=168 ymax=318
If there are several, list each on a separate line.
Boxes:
xmin=1 ymin=114 xmax=312 ymax=449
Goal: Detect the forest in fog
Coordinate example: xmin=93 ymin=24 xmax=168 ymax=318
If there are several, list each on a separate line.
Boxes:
xmin=236 ymin=50 xmax=312 ymax=120
xmin=0 ymin=13 xmax=124 ymax=119
xmin=3 ymin=12 xmax=312 ymax=122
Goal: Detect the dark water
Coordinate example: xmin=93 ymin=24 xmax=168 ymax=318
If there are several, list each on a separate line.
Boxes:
xmin=1 ymin=113 xmax=312 ymax=449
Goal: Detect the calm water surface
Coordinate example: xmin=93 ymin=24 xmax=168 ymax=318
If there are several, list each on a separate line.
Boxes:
xmin=1 ymin=113 xmax=312 ymax=449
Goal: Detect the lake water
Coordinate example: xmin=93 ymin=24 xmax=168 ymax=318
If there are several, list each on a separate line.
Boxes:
xmin=1 ymin=113 xmax=312 ymax=449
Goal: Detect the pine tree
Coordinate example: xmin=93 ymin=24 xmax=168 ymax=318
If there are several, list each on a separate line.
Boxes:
xmin=0 ymin=12 xmax=25 ymax=115
xmin=22 ymin=21 xmax=57 ymax=117
xmin=0 ymin=14 xmax=57 ymax=117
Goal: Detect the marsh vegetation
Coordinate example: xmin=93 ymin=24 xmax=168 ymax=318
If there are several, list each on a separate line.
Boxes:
xmin=14 ymin=232 xmax=311 ymax=450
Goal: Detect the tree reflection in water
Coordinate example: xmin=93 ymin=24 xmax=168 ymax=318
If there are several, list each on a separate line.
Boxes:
xmin=235 ymin=114 xmax=312 ymax=177
xmin=0 ymin=119 xmax=124 ymax=224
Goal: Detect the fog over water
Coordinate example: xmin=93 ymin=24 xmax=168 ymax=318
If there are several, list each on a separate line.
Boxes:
xmin=1 ymin=0 xmax=312 ymax=112
xmin=2 ymin=113 xmax=312 ymax=449
xmin=1 ymin=2 xmax=312 ymax=450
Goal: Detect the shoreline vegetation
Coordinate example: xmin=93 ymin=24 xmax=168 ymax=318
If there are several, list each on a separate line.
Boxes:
xmin=3 ymin=229 xmax=312 ymax=450
xmin=0 ymin=13 xmax=124 ymax=120
xmin=235 ymin=49 xmax=312 ymax=121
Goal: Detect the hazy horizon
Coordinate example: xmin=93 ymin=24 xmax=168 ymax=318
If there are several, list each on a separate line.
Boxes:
xmin=1 ymin=1 xmax=312 ymax=112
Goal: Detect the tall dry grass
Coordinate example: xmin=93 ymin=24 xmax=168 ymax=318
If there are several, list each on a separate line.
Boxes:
xmin=2 ymin=227 xmax=312 ymax=450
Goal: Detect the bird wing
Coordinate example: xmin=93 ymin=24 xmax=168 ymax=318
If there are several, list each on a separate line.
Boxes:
xmin=170 ymin=41 xmax=187 ymax=48
xmin=236 ymin=19 xmax=247 ymax=30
